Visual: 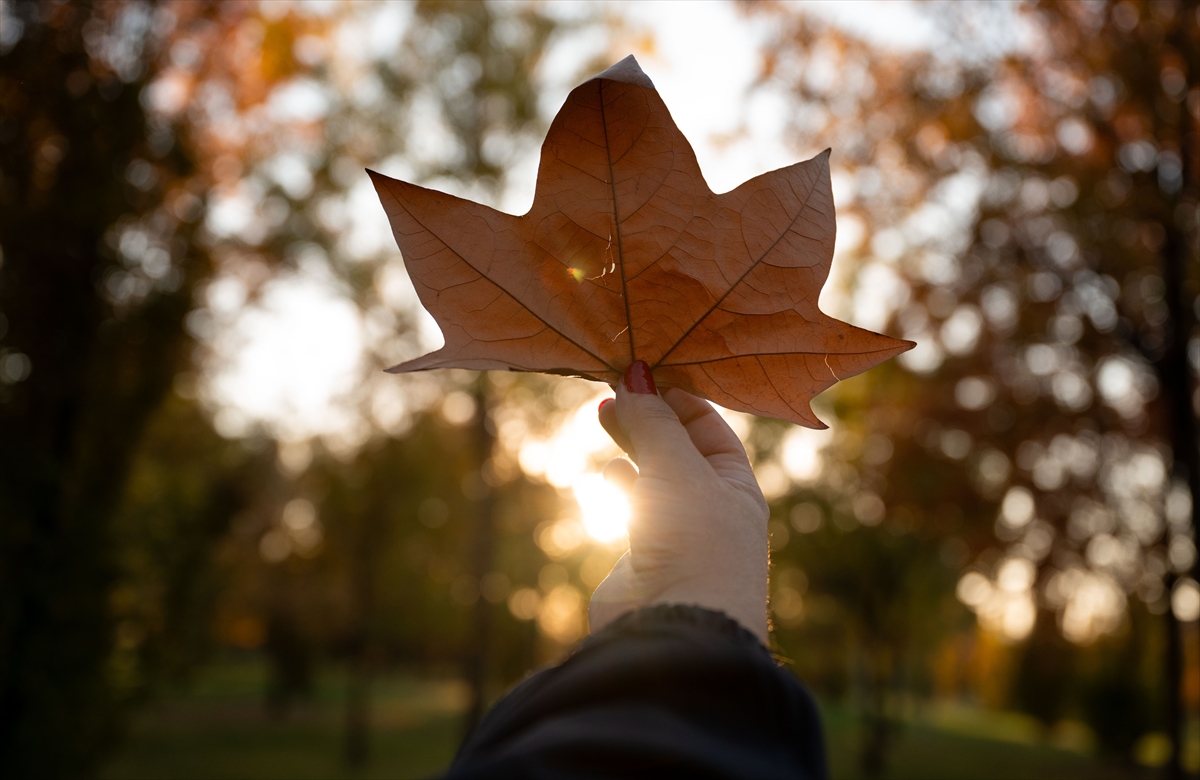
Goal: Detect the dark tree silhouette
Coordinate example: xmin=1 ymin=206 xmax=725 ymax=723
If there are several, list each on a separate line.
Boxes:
xmin=0 ymin=3 xmax=233 ymax=776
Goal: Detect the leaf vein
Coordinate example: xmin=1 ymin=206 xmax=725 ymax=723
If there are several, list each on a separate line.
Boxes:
xmin=651 ymin=174 xmax=822 ymax=369
xmin=398 ymin=199 xmax=613 ymax=371
xmin=660 ymin=348 xmax=898 ymax=367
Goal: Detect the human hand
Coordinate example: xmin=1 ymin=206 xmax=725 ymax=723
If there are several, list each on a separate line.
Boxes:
xmin=589 ymin=361 xmax=770 ymax=644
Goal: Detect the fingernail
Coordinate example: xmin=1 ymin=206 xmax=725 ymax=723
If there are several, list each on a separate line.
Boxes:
xmin=598 ymin=398 xmax=614 ymax=412
xmin=622 ymin=360 xmax=657 ymax=395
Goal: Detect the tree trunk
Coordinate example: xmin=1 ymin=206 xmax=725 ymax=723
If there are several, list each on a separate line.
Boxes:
xmin=860 ymin=645 xmax=891 ymax=779
xmin=1156 ymin=30 xmax=1198 ymax=776
xmin=343 ymin=496 xmax=385 ymax=768
xmin=343 ymin=651 xmax=370 ymax=770
xmin=463 ymin=375 xmax=498 ymax=735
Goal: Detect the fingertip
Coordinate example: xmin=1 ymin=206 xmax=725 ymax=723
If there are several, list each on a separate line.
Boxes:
xmin=598 ymin=395 xmax=618 ymax=432
xmin=599 ymin=394 xmax=636 ymax=461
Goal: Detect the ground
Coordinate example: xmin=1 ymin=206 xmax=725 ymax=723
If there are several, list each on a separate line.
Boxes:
xmin=102 ymin=658 xmax=1170 ymax=780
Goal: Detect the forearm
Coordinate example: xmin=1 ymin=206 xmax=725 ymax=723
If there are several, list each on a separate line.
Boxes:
xmin=444 ymin=605 xmax=827 ymax=780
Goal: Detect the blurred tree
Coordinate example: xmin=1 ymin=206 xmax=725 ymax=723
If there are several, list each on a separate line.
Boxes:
xmin=751 ymin=0 xmax=1198 ymax=774
xmin=0 ymin=2 xmax=260 ymax=777
xmin=109 ymin=391 xmax=276 ymax=698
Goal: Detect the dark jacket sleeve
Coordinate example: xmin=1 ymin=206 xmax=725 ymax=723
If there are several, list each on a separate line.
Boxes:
xmin=443 ymin=604 xmax=827 ymax=780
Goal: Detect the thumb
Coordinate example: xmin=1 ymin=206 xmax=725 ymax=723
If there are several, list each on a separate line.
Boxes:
xmin=614 ymin=361 xmax=707 ymax=479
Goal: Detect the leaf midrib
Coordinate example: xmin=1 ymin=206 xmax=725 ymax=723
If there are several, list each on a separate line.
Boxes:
xmin=599 ymin=79 xmax=637 ymax=366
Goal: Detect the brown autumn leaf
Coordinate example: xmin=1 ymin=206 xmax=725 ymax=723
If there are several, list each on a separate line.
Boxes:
xmin=369 ymin=55 xmax=913 ymax=428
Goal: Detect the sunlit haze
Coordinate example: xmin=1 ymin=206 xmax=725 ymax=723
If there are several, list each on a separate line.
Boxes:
xmin=204 ymin=266 xmax=363 ymax=442
xmin=506 ymin=385 xmax=631 ymax=544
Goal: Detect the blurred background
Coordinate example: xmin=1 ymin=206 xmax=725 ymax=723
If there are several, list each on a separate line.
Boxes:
xmin=1 ymin=1 xmax=1197 ymax=778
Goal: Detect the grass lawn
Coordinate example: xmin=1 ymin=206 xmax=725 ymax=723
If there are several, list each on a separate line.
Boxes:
xmin=102 ymin=661 xmax=465 ymax=780
xmin=103 ymin=659 xmax=1159 ymax=780
xmin=820 ymin=704 xmax=1153 ymax=780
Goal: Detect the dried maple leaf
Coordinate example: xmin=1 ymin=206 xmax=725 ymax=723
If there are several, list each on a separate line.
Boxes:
xmin=370 ymin=55 xmax=913 ymax=428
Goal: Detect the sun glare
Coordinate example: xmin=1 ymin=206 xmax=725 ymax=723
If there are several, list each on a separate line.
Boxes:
xmin=510 ymin=385 xmax=632 ymax=544
xmin=573 ymin=474 xmax=631 ymax=544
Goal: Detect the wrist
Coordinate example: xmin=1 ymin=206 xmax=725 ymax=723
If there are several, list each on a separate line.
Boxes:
xmin=648 ymin=581 xmax=768 ymax=644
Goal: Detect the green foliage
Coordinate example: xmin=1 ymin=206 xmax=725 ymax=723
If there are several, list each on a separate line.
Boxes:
xmin=110 ymin=393 xmax=276 ymax=697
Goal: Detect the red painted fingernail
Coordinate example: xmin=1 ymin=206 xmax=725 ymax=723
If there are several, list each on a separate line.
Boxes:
xmin=598 ymin=398 xmax=614 ymax=412
xmin=622 ymin=361 xmax=657 ymax=395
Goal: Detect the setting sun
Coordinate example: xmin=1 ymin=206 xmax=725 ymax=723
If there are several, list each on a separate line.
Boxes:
xmin=509 ymin=383 xmax=632 ymax=545
xmin=573 ymin=474 xmax=631 ymax=544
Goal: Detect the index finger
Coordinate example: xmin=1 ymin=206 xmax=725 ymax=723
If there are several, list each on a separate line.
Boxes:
xmin=660 ymin=388 xmax=755 ymax=483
